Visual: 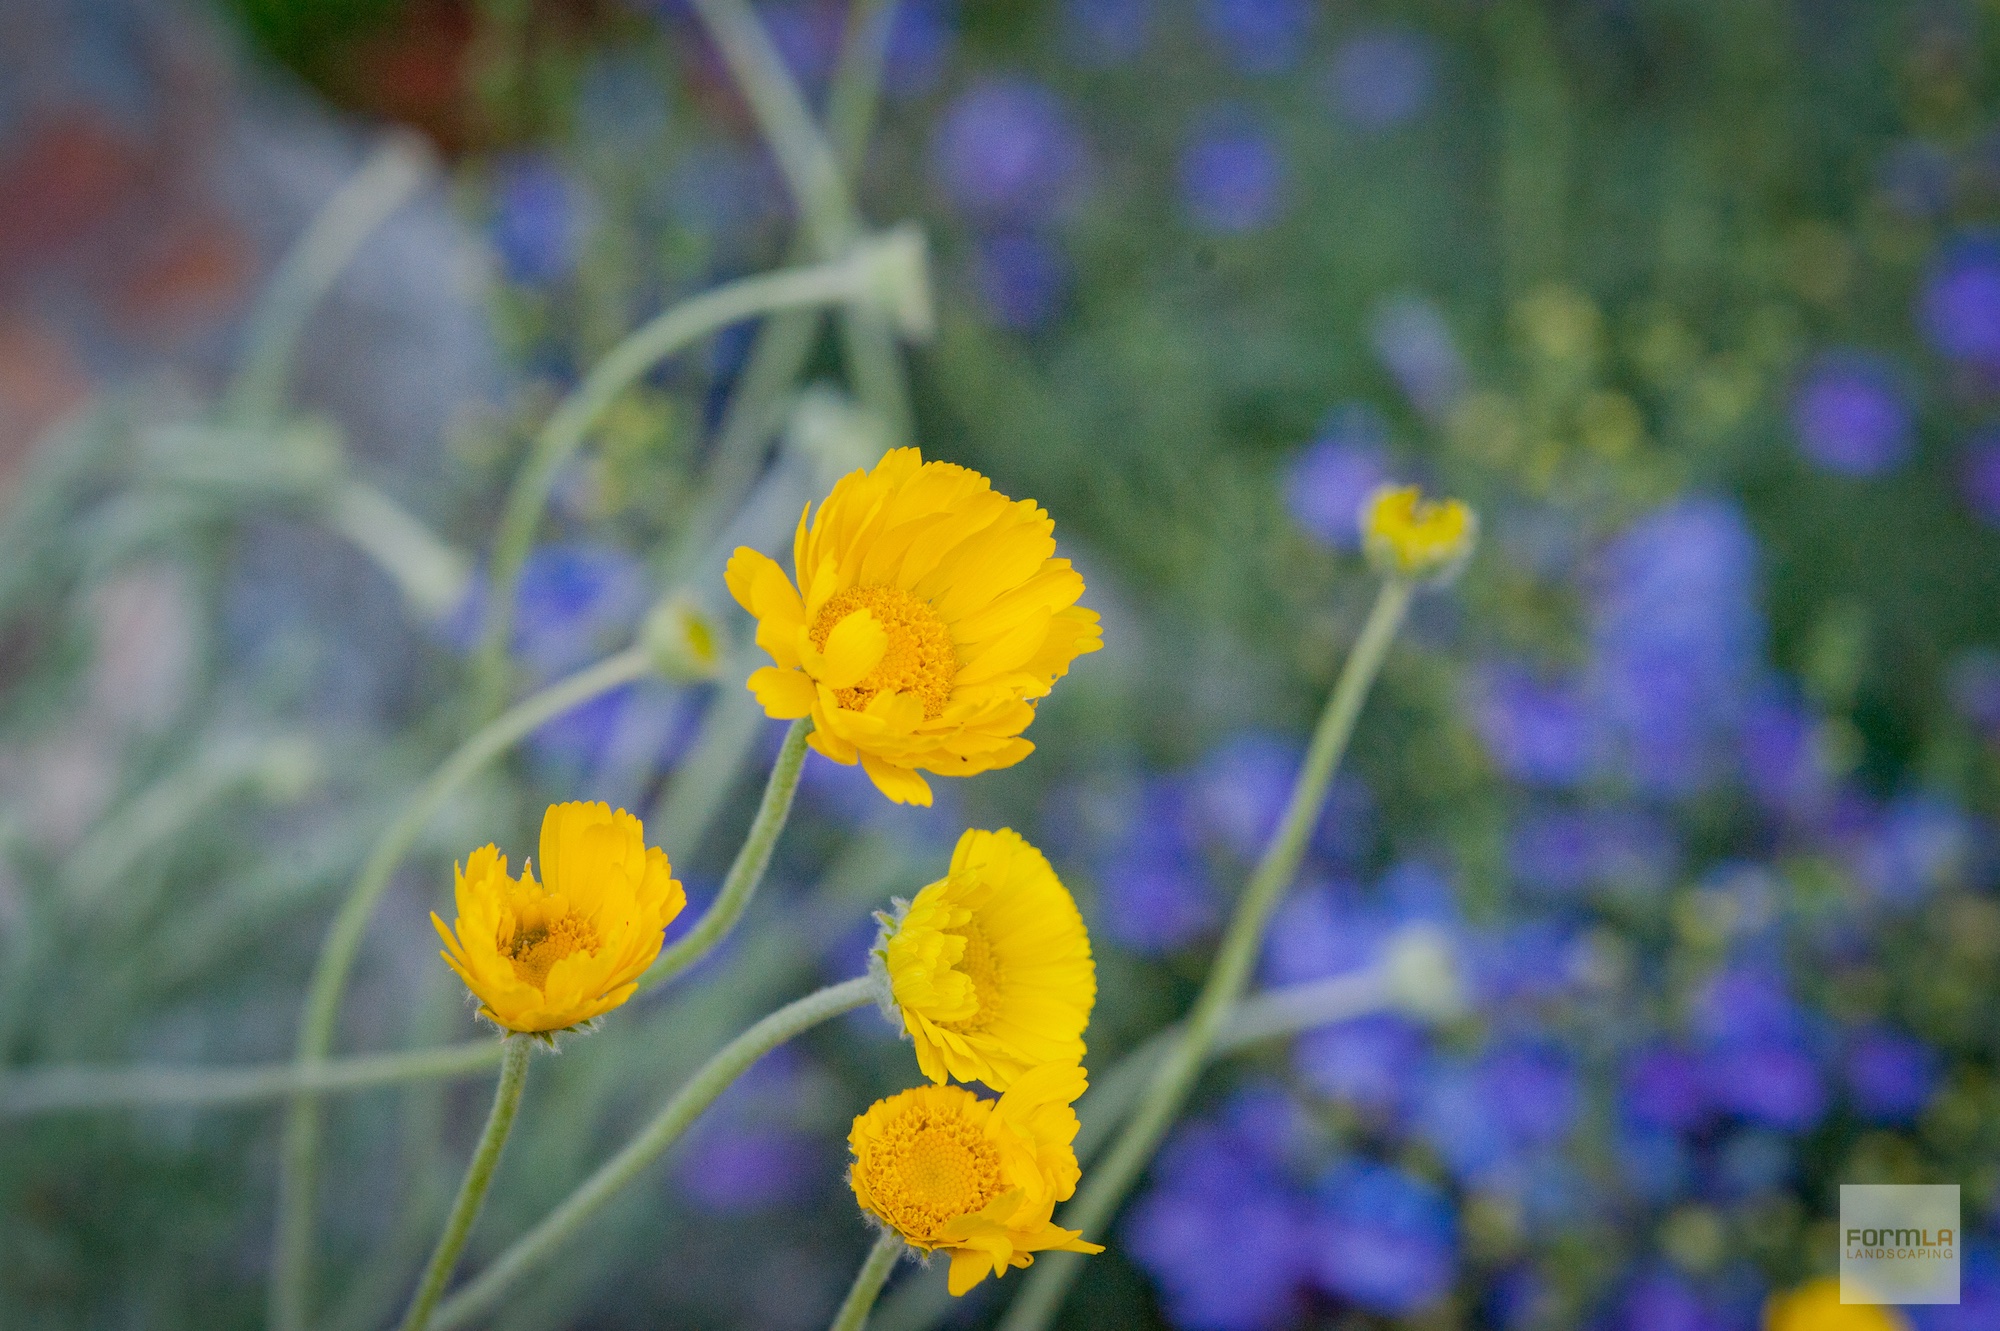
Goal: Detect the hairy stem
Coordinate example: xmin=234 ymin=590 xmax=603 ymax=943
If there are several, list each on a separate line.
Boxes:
xmin=430 ymin=977 xmax=877 ymax=1330
xmin=829 ymin=1229 xmax=905 ymax=1331
xmin=995 ymin=579 xmax=1414 ymax=1331
xmin=396 ymin=1038 xmax=532 ymax=1331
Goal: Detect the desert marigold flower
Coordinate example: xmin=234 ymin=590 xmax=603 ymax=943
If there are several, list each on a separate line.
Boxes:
xmin=1361 ymin=483 xmax=1477 ymax=581
xmin=725 ymin=447 xmax=1101 ymax=806
xmin=1764 ymin=1278 xmax=1907 ymax=1331
xmin=432 ymin=802 xmax=685 ymax=1035
xmin=847 ymin=1062 xmax=1104 ymax=1295
xmin=880 ymin=828 xmax=1095 ymax=1091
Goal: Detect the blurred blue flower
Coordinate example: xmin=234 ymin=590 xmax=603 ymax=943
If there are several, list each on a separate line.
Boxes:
xmin=491 ymin=156 xmax=582 ymax=285
xmin=1308 ymin=1161 xmax=1457 ymax=1315
xmin=1326 ymin=27 xmax=1437 ymax=131
xmin=1294 ymin=1013 xmax=1426 ymax=1121
xmin=1693 ymin=964 xmax=1809 ymax=1046
xmin=1370 ymin=293 xmax=1466 ymax=421
xmin=1465 ymin=918 xmax=1585 ymax=1007
xmin=1262 ymin=880 xmax=1386 ymax=985
xmin=675 ymin=1122 xmax=821 ymax=1214
xmin=1913 ymin=1241 xmax=2000 ymax=1330
xmin=1509 ymin=806 xmax=1676 ymax=899
xmin=1192 ymin=731 xmax=1296 ymax=856
xmin=1920 ymin=234 xmax=2000 ymax=372
xmin=931 ymin=77 xmax=1086 ymax=223
xmin=1125 ymin=1112 xmax=1310 ymax=1330
xmin=1739 ymin=686 xmax=1835 ymax=819
xmin=1854 ymin=792 xmax=1974 ymax=905
xmin=1701 ymin=1041 xmax=1827 ymax=1132
xmin=1198 ymin=0 xmax=1314 ymax=76
xmin=1415 ymin=1041 xmax=1578 ymax=1186
xmin=1613 ymin=1267 xmax=1724 ymax=1331
xmin=1469 ymin=664 xmax=1599 ymax=788
xmin=1845 ymin=1026 xmax=1941 ymax=1123
xmin=1961 ymin=430 xmax=2000 ymax=528
xmin=882 ymin=0 xmax=956 ymax=98
xmin=1284 ymin=403 xmax=1391 ymax=550
xmin=1587 ymin=497 xmax=1762 ymax=796
xmin=1096 ymin=776 xmax=1221 ymax=953
xmin=1789 ymin=350 xmax=1914 ymax=477
xmin=1178 ymin=108 xmax=1287 ymax=234
xmin=1621 ymin=1045 xmax=1710 ymax=1132
xmin=760 ymin=1 xmax=843 ymax=96
xmin=972 ymin=230 xmax=1069 ymax=330
xmin=1616 ymin=1124 xmax=1694 ymax=1204
xmin=1060 ymin=0 xmax=1153 ymax=67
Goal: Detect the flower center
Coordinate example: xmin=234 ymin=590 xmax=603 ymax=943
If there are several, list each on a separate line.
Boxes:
xmin=938 ymin=921 xmax=1003 ymax=1034
xmin=505 ymin=911 xmax=599 ymax=990
xmin=865 ymin=1102 xmax=1004 ymax=1242
xmin=808 ymin=585 xmax=956 ymax=719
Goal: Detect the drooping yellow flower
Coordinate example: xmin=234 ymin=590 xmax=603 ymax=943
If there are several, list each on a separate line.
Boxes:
xmin=881 ymin=828 xmax=1095 ymax=1091
xmin=725 ymin=447 xmax=1101 ymax=806
xmin=1361 ymin=483 xmax=1477 ymax=581
xmin=848 ymin=1062 xmax=1104 ymax=1295
xmin=1764 ymin=1279 xmax=1907 ymax=1331
xmin=432 ymin=802 xmax=685 ymax=1035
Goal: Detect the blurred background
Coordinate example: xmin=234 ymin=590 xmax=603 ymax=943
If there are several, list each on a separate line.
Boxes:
xmin=4 ymin=0 xmax=2000 ymax=1328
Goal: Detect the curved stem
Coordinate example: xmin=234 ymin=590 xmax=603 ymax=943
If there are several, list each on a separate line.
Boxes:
xmin=430 ymin=976 xmax=877 ymax=1331
xmin=641 ymin=717 xmax=811 ymax=992
xmin=830 ymin=1229 xmax=904 ymax=1331
xmin=827 ymin=0 xmax=899 ymax=177
xmin=0 ymin=1042 xmax=502 ymax=1116
xmin=468 ymin=259 xmax=873 ymax=723
xmin=227 ymin=135 xmax=429 ymax=422
xmin=397 ymin=1038 xmax=532 ymax=1331
xmin=270 ymin=644 xmax=653 ymax=1331
xmin=322 ymin=480 xmax=472 ymax=621
xmin=996 ymin=579 xmax=1414 ymax=1331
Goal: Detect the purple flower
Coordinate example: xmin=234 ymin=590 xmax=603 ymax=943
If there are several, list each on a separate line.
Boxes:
xmin=1614 ymin=1268 xmax=1725 ymax=1331
xmin=1126 ymin=1117 xmax=1311 ymax=1330
xmin=1308 ymin=1162 xmax=1457 ymax=1315
xmin=1096 ymin=777 xmax=1220 ymax=953
xmin=1294 ymin=1014 xmax=1426 ymax=1120
xmin=1845 ymin=1027 xmax=1941 ymax=1123
xmin=882 ymin=0 xmax=956 ymax=98
xmin=1921 ymin=235 xmax=2000 ymax=371
xmin=491 ymin=156 xmax=581 ymax=284
xmin=1621 ymin=1046 xmax=1710 ymax=1132
xmin=1261 ymin=880 xmax=1388 ymax=985
xmin=674 ymin=1123 xmax=821 ymax=1213
xmin=1370 ymin=293 xmax=1466 ymax=421
xmin=759 ymin=0 xmax=843 ymax=95
xmin=1414 ymin=1042 xmax=1579 ymax=1185
xmin=931 ymin=77 xmax=1086 ymax=224
xmin=1284 ymin=404 xmax=1391 ymax=549
xmin=1326 ymin=27 xmax=1437 ymax=131
xmin=1060 ymin=0 xmax=1153 ymax=67
xmin=1192 ymin=731 xmax=1296 ymax=857
xmin=1178 ymin=109 xmax=1287 ymax=234
xmin=1198 ymin=0 xmax=1314 ymax=76
xmin=1854 ymin=793 xmax=1974 ymax=904
xmin=1702 ymin=1041 xmax=1827 ymax=1132
xmin=1468 ymin=664 xmax=1598 ymax=788
xmin=1587 ymin=497 xmax=1762 ymax=795
xmin=1616 ymin=1125 xmax=1694 ymax=1204
xmin=1508 ymin=806 xmax=1676 ymax=898
xmin=1913 ymin=1242 xmax=2000 ymax=1330
xmin=1739 ymin=686 xmax=1835 ymax=819
xmin=1961 ymin=431 xmax=2000 ymax=527
xmin=972 ymin=230 xmax=1069 ymax=330
xmin=1692 ymin=965 xmax=1808 ymax=1047
xmin=1790 ymin=350 xmax=1915 ymax=477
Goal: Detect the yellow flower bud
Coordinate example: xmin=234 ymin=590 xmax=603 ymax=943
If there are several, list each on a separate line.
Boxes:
xmin=1361 ymin=483 xmax=1477 ymax=582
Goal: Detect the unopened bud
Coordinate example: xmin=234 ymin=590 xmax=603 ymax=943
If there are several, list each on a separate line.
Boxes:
xmin=1381 ymin=924 xmax=1465 ymax=1023
xmin=1360 ymin=483 xmax=1477 ymax=584
xmin=642 ymin=593 xmax=727 ymax=682
xmin=849 ymin=223 xmax=934 ymax=343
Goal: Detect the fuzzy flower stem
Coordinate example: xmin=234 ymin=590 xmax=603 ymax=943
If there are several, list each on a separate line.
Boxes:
xmin=640 ymin=717 xmax=812 ymax=991
xmin=270 ymin=645 xmax=653 ymax=1331
xmin=830 ymin=1229 xmax=906 ymax=1331
xmin=996 ymin=578 xmax=1415 ymax=1331
xmin=395 ymin=1037 xmax=532 ymax=1331
xmin=468 ymin=256 xmax=892 ymax=724
xmin=430 ymin=976 xmax=877 ymax=1331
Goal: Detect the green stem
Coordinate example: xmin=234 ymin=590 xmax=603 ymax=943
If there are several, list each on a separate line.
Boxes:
xmin=0 ymin=1042 xmax=503 ymax=1117
xmin=995 ymin=579 xmax=1414 ymax=1331
xmin=830 ymin=1229 xmax=905 ymax=1331
xmin=270 ymin=644 xmax=652 ymax=1331
xmin=430 ymin=976 xmax=876 ymax=1331
xmin=227 ymin=136 xmax=429 ymax=422
xmin=468 ymin=258 xmax=878 ymax=723
xmin=827 ymin=0 xmax=899 ymax=176
xmin=646 ymin=675 xmax=764 ymax=857
xmin=396 ymin=1038 xmax=532 ymax=1331
xmin=641 ymin=717 xmax=811 ymax=991
xmin=322 ymin=480 xmax=472 ymax=621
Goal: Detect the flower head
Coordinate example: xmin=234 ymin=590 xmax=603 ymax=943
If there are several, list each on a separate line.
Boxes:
xmin=881 ymin=828 xmax=1095 ymax=1090
xmin=847 ymin=1062 xmax=1104 ymax=1294
xmin=726 ymin=448 xmax=1101 ymax=806
xmin=1361 ymin=483 xmax=1477 ymax=581
xmin=432 ymin=802 xmax=685 ymax=1035
xmin=1765 ymin=1278 xmax=1907 ymax=1331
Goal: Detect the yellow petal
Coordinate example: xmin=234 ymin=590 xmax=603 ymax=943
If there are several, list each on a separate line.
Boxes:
xmin=948 ymin=1248 xmax=995 ymax=1296
xmin=811 ymin=608 xmax=888 ymax=690
xmin=862 ymin=754 xmax=932 ymax=805
xmin=747 ymin=666 xmax=817 ymax=719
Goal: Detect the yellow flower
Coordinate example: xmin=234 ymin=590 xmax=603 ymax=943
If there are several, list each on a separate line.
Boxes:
xmin=847 ymin=1062 xmax=1104 ymax=1295
xmin=1764 ymin=1279 xmax=1907 ymax=1331
xmin=882 ymin=828 xmax=1095 ymax=1091
xmin=725 ymin=447 xmax=1101 ymax=806
xmin=432 ymin=802 xmax=685 ymax=1035
xmin=1360 ymin=483 xmax=1477 ymax=581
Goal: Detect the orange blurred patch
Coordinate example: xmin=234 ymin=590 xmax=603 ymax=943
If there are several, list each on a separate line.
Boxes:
xmin=0 ymin=113 xmax=143 ymax=273
xmin=0 ymin=317 xmax=91 ymax=500
xmin=108 ymin=212 xmax=253 ymax=340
